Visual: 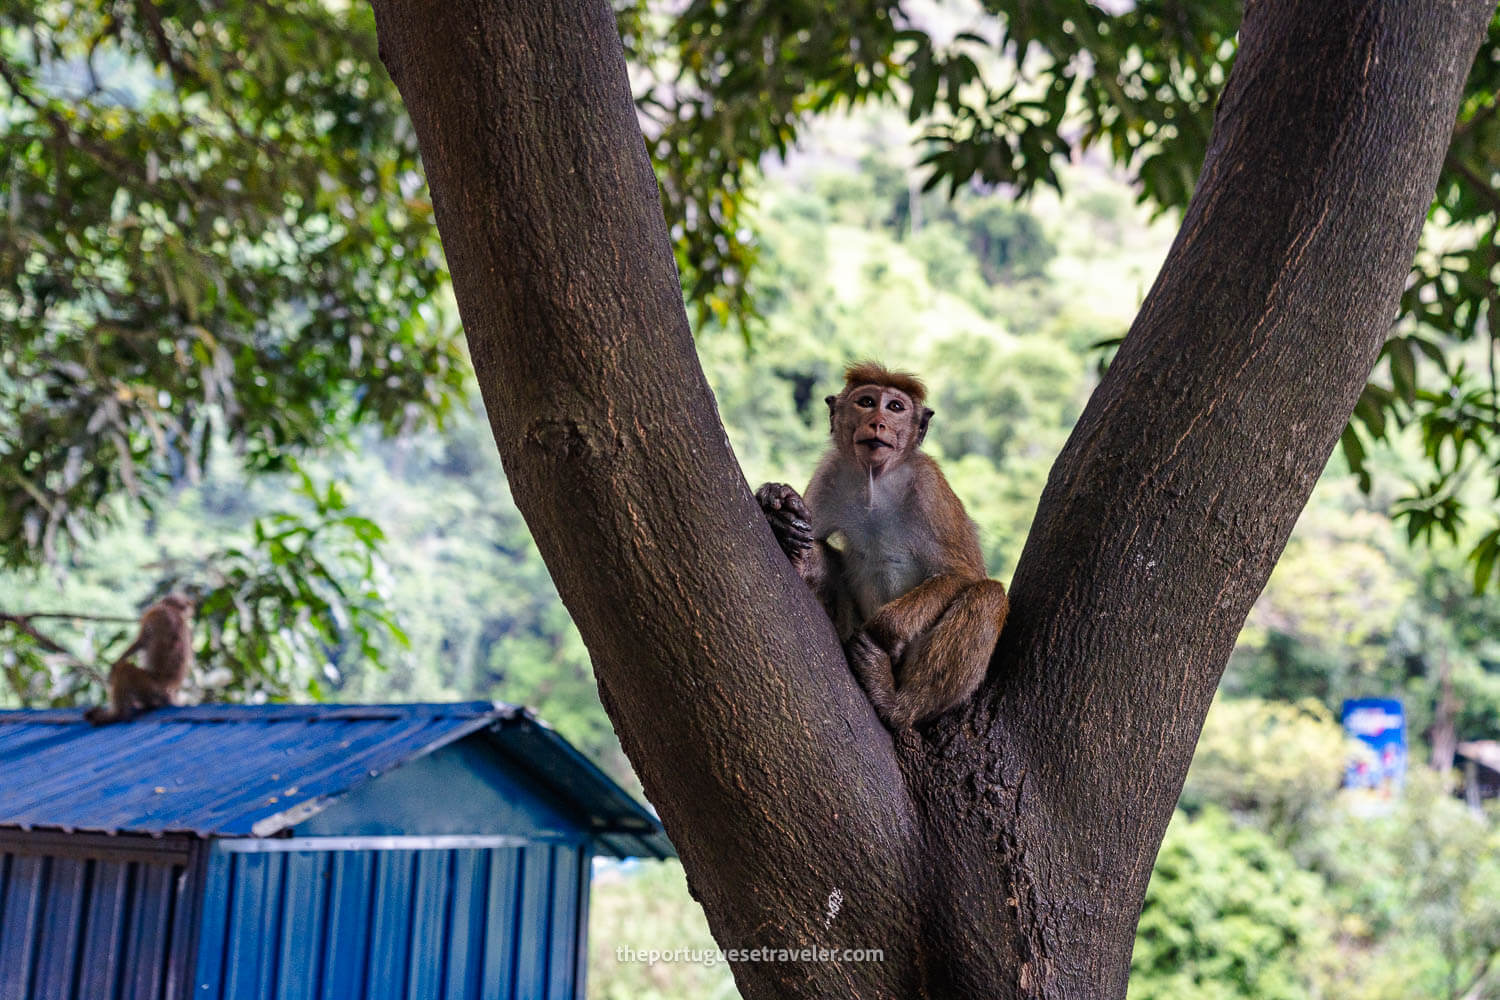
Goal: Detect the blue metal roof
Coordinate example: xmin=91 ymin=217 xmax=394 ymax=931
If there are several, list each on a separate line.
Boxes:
xmin=0 ymin=702 xmax=672 ymax=859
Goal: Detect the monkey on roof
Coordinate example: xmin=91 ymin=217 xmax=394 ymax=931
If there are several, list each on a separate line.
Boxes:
xmin=85 ymin=594 xmax=195 ymax=724
xmin=757 ymin=362 xmax=1008 ymax=729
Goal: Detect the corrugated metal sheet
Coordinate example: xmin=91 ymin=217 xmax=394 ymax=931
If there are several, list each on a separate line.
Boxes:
xmin=0 ymin=703 xmax=505 ymax=839
xmin=192 ymin=843 xmax=590 ymax=1000
xmin=0 ymin=833 xmax=202 ymax=1000
xmin=0 ymin=704 xmax=672 ymax=858
xmin=481 ymin=718 xmax=674 ymax=861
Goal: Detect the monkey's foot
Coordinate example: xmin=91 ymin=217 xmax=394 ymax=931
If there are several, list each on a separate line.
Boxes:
xmin=845 ymin=631 xmax=902 ymax=730
xmin=755 ymin=482 xmax=814 ymax=559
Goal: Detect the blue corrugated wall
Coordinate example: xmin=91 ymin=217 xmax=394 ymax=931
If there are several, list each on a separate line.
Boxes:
xmin=0 ymin=837 xmax=199 ymax=1000
xmin=192 ymin=842 xmax=590 ymax=1000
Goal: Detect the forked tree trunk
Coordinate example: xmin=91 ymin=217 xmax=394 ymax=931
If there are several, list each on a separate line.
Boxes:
xmin=369 ymin=0 xmax=1492 ymax=996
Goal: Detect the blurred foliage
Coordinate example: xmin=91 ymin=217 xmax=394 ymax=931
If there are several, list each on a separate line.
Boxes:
xmin=620 ymin=0 xmax=1240 ymax=321
xmin=0 ymin=0 xmax=465 ymax=568
xmin=621 ymin=0 xmax=904 ymax=332
xmin=622 ymin=0 xmax=1500 ymax=584
xmin=1180 ymin=697 xmax=1347 ymax=844
xmin=1131 ymin=808 xmax=1332 ymax=1000
xmin=0 ymin=467 xmax=406 ymax=706
xmin=1141 ymin=742 xmax=1500 ymax=1000
xmin=1227 ymin=473 xmax=1500 ymax=755
xmin=588 ymin=861 xmax=739 ymax=1000
xmin=1229 ymin=504 xmax=1414 ymax=707
xmin=4 ymin=6 xmax=1500 ymax=995
xmin=1299 ymin=772 xmax=1500 ymax=1000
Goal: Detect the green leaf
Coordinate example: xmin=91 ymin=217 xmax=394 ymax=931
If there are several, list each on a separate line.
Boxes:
xmin=1339 ymin=426 xmax=1371 ymax=492
xmin=908 ymin=52 xmax=940 ymax=122
xmin=1471 ymin=529 xmax=1500 ymax=594
xmin=1388 ymin=337 xmax=1417 ymax=405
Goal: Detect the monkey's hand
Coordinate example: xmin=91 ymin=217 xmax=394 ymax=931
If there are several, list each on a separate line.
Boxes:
xmin=755 ymin=482 xmax=814 ymax=562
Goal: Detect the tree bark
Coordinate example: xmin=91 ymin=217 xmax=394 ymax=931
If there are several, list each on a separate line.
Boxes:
xmin=369 ymin=0 xmax=1492 ymax=997
xmin=1431 ymin=647 xmax=1458 ymax=772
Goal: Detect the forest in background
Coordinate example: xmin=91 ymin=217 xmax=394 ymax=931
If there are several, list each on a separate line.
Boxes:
xmin=5 ymin=96 xmax=1499 ymax=998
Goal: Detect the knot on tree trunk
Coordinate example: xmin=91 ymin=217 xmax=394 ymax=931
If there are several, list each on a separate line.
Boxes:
xmin=523 ymin=415 xmax=599 ymax=462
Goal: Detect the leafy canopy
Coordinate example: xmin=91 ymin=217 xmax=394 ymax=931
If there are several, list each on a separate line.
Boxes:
xmin=0 ymin=0 xmax=458 ymax=701
xmin=0 ymin=0 xmax=464 ymax=566
xmin=4 ymin=0 xmax=1500 ymax=704
xmin=633 ymin=0 xmax=1500 ymax=587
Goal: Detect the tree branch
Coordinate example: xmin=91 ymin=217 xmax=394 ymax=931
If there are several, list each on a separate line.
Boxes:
xmin=0 ymin=610 xmax=136 ymax=625
xmin=0 ymin=614 xmax=81 ymax=657
xmin=0 ymin=52 xmax=44 ymax=113
xmin=370 ymin=2 xmax=924 ymax=996
xmin=944 ymin=0 xmax=1493 ymax=988
xmin=133 ymin=0 xmax=198 ymax=84
xmin=0 ymin=614 xmax=109 ymax=685
xmin=369 ymin=0 xmax=1492 ymax=994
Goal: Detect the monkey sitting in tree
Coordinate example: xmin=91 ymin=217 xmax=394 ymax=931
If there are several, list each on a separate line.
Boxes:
xmin=757 ymin=363 xmax=1009 ymax=729
xmin=85 ymin=594 xmax=195 ymax=724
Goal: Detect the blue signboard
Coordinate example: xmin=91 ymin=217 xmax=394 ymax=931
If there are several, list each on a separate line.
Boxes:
xmin=1342 ymin=697 xmax=1406 ymax=797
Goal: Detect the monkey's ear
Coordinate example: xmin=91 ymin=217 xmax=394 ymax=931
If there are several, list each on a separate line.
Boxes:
xmin=825 ymin=394 xmax=838 ymax=434
xmin=916 ymin=407 xmax=935 ymax=446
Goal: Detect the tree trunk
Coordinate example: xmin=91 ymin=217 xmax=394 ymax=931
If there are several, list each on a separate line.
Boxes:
xmin=1431 ymin=647 xmax=1458 ymax=772
xmin=369 ymin=0 xmax=1491 ymax=996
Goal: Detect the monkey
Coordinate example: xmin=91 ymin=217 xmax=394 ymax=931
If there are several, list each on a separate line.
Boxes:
xmin=757 ymin=362 xmax=1008 ymax=729
xmin=84 ymin=594 xmax=195 ymax=724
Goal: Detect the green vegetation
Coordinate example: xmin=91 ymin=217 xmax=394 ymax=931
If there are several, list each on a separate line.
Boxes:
xmin=0 ymin=1 xmax=461 ymax=696
xmin=596 ymin=127 xmax=1500 ymax=998
xmin=3 ymin=3 xmax=1499 ymax=996
xmin=637 ymin=0 xmax=1500 ymax=589
xmin=10 ymin=110 xmax=1499 ymax=995
xmin=1132 ymin=808 xmax=1332 ymax=1000
xmin=589 ymin=862 xmax=738 ymax=1000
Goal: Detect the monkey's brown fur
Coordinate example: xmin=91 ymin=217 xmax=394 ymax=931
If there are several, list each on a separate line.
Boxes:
xmin=757 ymin=362 xmax=1008 ymax=728
xmin=840 ymin=361 xmax=928 ymax=408
xmin=85 ymin=594 xmax=194 ymax=724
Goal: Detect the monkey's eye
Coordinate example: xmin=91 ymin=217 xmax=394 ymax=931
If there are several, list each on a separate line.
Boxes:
xmin=856 ymin=396 xmax=876 ymax=408
xmin=887 ymin=400 xmax=905 ymax=412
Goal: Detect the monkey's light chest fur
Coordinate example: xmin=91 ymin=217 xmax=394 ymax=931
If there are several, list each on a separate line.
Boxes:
xmin=813 ymin=460 xmax=974 ymax=625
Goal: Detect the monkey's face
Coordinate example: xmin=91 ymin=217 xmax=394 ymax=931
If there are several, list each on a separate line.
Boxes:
xmin=835 ymin=383 xmax=930 ymax=473
xmin=161 ymin=594 xmax=194 ymax=618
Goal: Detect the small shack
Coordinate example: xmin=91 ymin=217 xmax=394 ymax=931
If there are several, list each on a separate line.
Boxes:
xmin=0 ymin=702 xmax=672 ymax=1000
xmin=1456 ymin=739 xmax=1500 ymax=807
